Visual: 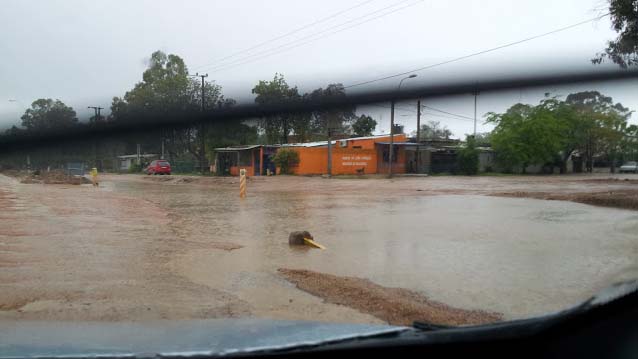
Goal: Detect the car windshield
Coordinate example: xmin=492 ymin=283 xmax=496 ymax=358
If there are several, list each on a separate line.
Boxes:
xmin=0 ymin=0 xmax=637 ymax=353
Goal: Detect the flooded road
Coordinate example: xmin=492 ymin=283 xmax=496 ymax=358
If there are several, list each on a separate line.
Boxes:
xmin=111 ymin=175 xmax=637 ymax=320
xmin=1 ymin=173 xmax=637 ymax=323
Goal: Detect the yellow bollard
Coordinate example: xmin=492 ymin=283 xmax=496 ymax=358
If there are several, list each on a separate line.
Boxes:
xmin=239 ymin=168 xmax=247 ymax=198
xmin=90 ymin=167 xmax=99 ymax=187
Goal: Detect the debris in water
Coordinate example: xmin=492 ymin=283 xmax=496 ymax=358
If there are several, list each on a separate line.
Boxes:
xmin=288 ymin=231 xmax=313 ymax=245
xmin=288 ymin=231 xmax=325 ymax=249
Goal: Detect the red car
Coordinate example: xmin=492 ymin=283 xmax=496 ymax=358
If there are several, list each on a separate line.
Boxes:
xmin=146 ymin=160 xmax=171 ymax=175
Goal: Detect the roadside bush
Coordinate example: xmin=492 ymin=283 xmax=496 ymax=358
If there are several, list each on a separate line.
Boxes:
xmin=272 ymin=148 xmax=299 ymax=175
xmin=128 ymin=163 xmax=142 ymax=173
xmin=457 ymin=136 xmax=479 ymax=175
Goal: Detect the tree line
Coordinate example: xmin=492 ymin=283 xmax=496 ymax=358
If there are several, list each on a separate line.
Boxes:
xmin=487 ymin=91 xmax=636 ymax=173
xmin=1 ymin=50 xmax=377 ymax=171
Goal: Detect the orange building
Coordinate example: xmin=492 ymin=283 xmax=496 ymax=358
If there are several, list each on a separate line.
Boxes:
xmin=285 ymin=134 xmax=408 ymax=175
xmin=213 ymin=134 xmax=410 ymax=176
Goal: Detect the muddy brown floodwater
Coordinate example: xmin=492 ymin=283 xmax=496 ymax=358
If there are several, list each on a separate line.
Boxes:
xmin=1 ymin=173 xmax=637 ymax=325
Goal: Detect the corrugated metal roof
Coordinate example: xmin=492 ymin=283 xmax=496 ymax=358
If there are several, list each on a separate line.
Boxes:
xmin=214 ymin=145 xmax=262 ymax=151
xmin=280 ymin=134 xmax=400 ymax=148
xmin=281 ymin=141 xmax=332 ymax=148
xmin=374 ymin=142 xmax=419 ymax=146
xmin=117 ymin=154 xmax=158 ymax=159
xmin=213 ymin=135 xmax=402 ymax=150
xmin=341 ymin=134 xmax=397 ymax=141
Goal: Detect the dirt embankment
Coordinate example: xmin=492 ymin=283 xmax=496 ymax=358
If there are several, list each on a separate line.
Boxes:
xmin=2 ymin=170 xmax=90 ymax=185
xmin=141 ymin=175 xmax=245 ymax=186
xmin=278 ymin=269 xmax=502 ymax=326
xmin=579 ymin=177 xmax=638 ymax=185
xmin=492 ymin=190 xmax=638 ymax=211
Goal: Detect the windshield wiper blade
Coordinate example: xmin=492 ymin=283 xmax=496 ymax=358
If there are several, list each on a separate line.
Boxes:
xmin=412 ymin=322 xmax=455 ymax=331
xmin=410 ymin=278 xmax=638 ymax=337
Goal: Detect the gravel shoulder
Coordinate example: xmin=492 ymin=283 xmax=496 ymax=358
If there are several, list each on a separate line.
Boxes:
xmin=278 ymin=269 xmax=502 ymax=326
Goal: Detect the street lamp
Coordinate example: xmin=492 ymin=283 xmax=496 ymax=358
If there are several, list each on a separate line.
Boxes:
xmin=398 ymin=74 xmax=417 ymax=91
xmin=389 ymin=74 xmax=417 ymax=177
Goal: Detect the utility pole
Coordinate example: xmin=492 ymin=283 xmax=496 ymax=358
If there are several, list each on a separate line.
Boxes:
xmin=416 ymin=100 xmax=421 ymax=173
xmin=87 ymin=106 xmax=104 ymax=122
xmin=327 ymin=127 xmax=332 ymax=177
xmin=88 ymin=106 xmax=104 ymax=169
xmin=195 ymin=73 xmax=207 ymax=112
xmin=472 ymin=89 xmax=479 ymax=136
xmin=390 ymin=74 xmax=417 ymax=178
xmin=389 ymin=100 xmax=395 ymax=177
xmin=190 ymin=73 xmax=208 ymax=174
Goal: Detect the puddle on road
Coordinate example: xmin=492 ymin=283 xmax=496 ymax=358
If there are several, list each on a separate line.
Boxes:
xmin=112 ymin=180 xmax=638 ymax=320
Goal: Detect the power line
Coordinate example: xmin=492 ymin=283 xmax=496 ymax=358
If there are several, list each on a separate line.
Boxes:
xmin=422 ymin=111 xmax=474 ymax=122
xmin=205 ymin=0 xmax=418 ymax=73
xmin=421 ymin=104 xmax=474 ymax=120
xmin=406 ymin=110 xmax=475 ymax=122
xmin=192 ymin=0 xmax=376 ymax=71
xmin=371 ymin=103 xmax=415 ymax=114
xmin=372 ymin=104 xmax=475 ymax=122
xmin=203 ymin=0 xmax=423 ymax=74
xmin=345 ymin=13 xmax=610 ymax=89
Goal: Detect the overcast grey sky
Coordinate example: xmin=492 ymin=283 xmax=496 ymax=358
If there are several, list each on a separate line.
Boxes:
xmin=1 ymin=0 xmax=636 ymax=137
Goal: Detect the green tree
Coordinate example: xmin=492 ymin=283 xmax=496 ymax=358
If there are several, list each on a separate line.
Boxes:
xmin=3 ymin=125 xmax=24 ymax=136
xmin=107 ymin=96 xmax=128 ymax=121
xmin=565 ymin=91 xmax=632 ymax=172
xmin=486 ymin=102 xmax=565 ymax=173
xmin=205 ymin=120 xmax=258 ymax=159
xmin=351 ymin=115 xmax=377 ymax=137
xmin=272 ymin=148 xmax=299 ymax=174
xmin=488 ymin=92 xmax=632 ymax=174
xmin=20 ymin=99 xmax=78 ymax=132
xmin=415 ymin=121 xmax=452 ymax=140
xmin=473 ymin=132 xmax=492 ymax=146
xmin=620 ymin=124 xmax=638 ymax=161
xmin=593 ymin=0 xmax=638 ymax=68
xmin=457 ymin=135 xmax=480 ymax=175
xmin=109 ymin=50 xmax=235 ymax=171
xmin=118 ymin=51 xmax=191 ymax=115
xmin=304 ymin=83 xmax=357 ymax=140
xmin=252 ymin=73 xmax=303 ymax=144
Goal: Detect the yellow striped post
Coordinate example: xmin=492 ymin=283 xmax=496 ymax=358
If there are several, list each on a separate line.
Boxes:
xmin=90 ymin=167 xmax=98 ymax=187
xmin=239 ymin=168 xmax=247 ymax=198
